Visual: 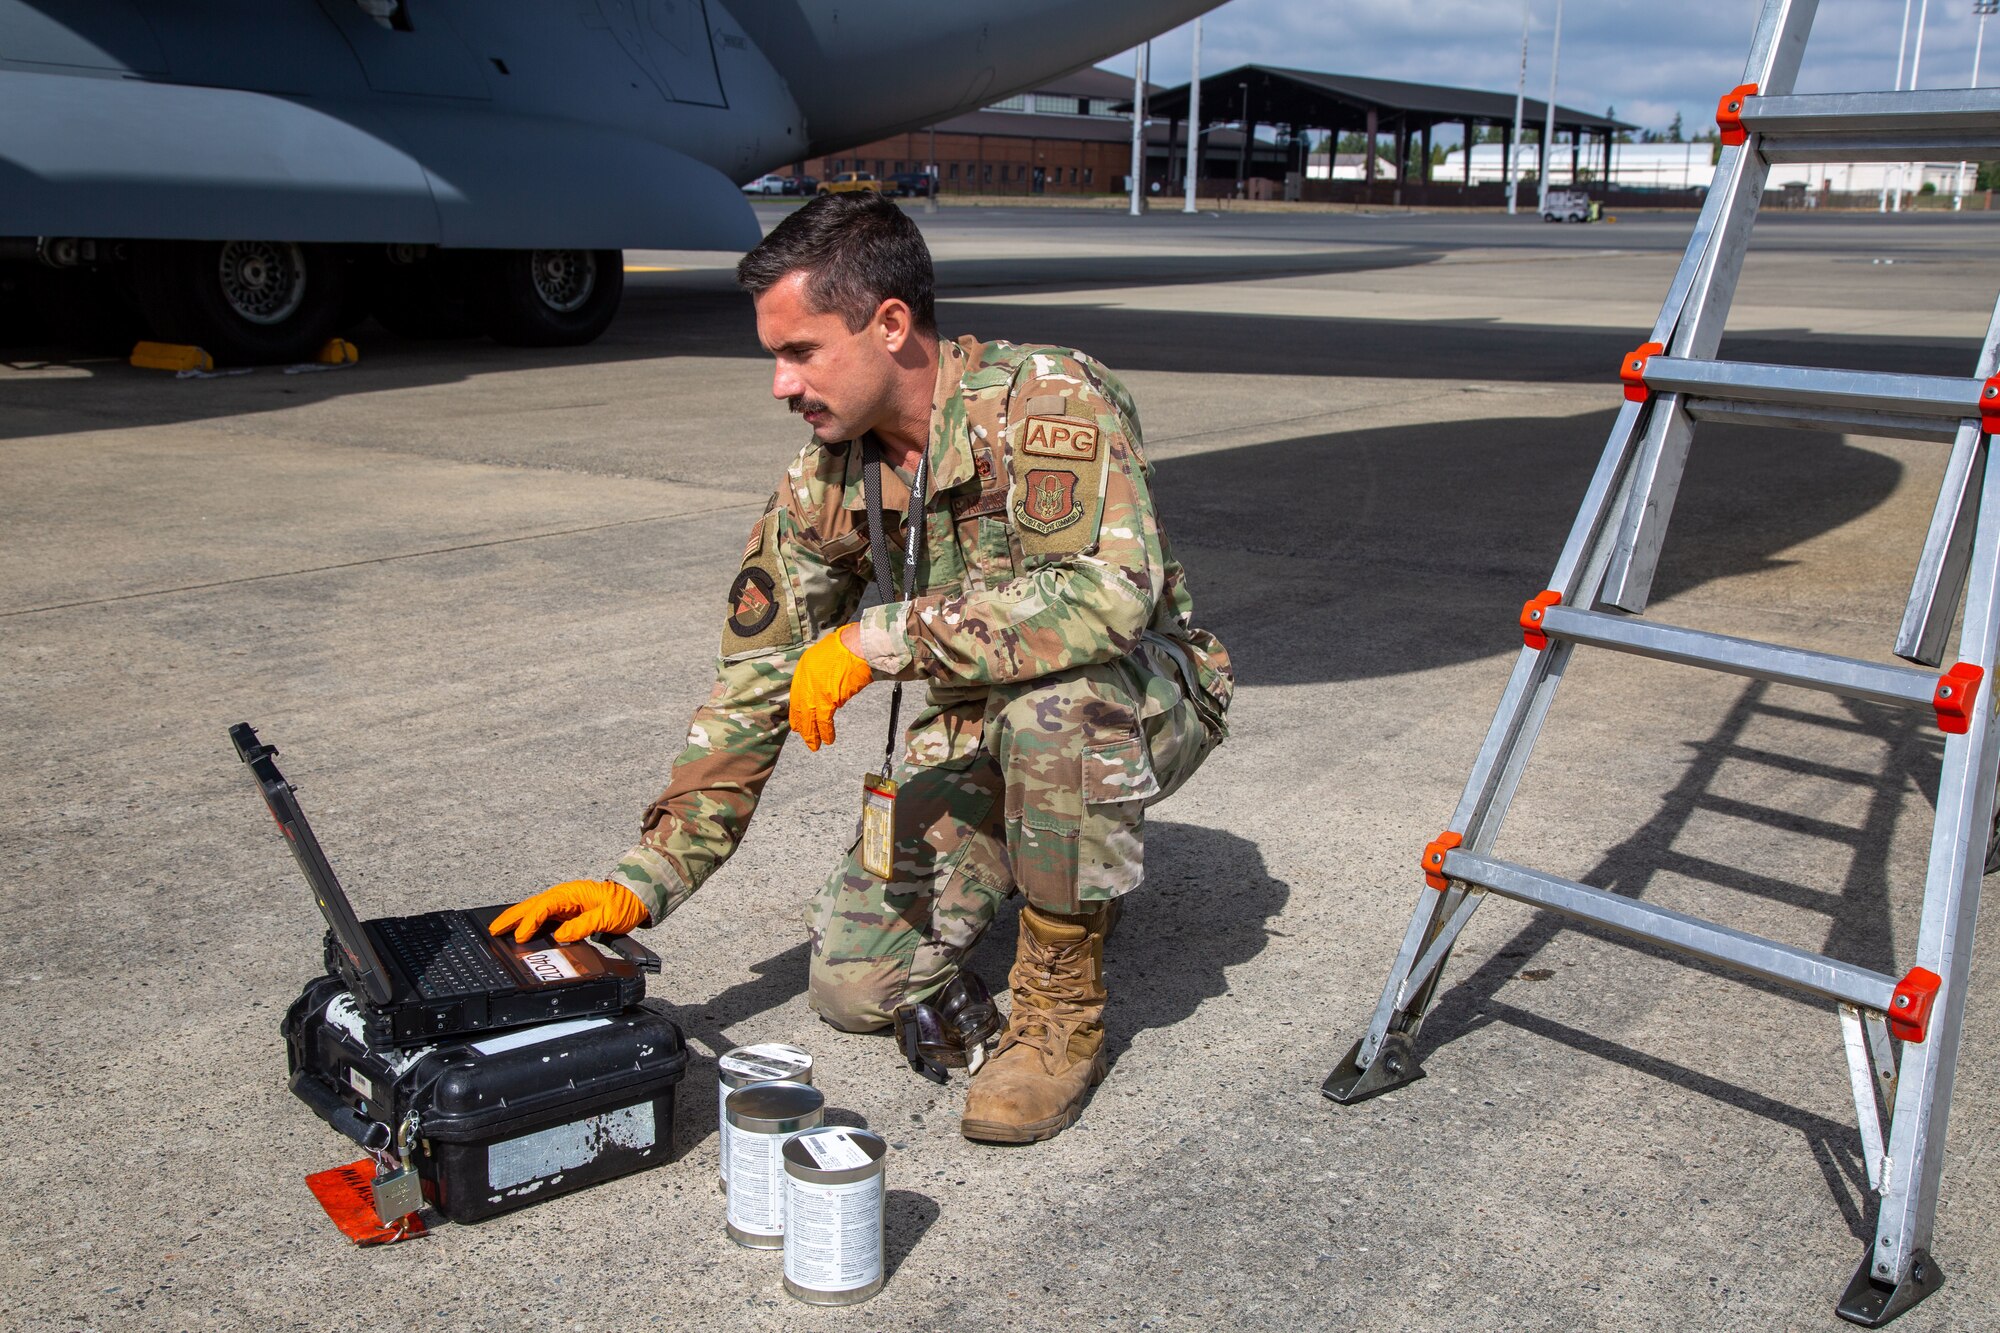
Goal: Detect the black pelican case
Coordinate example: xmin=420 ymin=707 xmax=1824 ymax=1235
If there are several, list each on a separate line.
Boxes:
xmin=283 ymin=974 xmax=687 ymax=1223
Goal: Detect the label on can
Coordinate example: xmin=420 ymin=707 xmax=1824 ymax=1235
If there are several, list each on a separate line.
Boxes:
xmin=719 ymin=1047 xmax=812 ymax=1187
xmin=798 ymin=1128 xmax=873 ymax=1172
xmin=783 ymin=1173 xmax=883 ymax=1293
xmin=719 ymin=1046 xmax=812 ymax=1083
xmin=726 ymin=1127 xmax=794 ymax=1237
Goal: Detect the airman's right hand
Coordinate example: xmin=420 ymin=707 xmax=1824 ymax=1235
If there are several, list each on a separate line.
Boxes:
xmin=489 ymin=879 xmax=649 ymax=944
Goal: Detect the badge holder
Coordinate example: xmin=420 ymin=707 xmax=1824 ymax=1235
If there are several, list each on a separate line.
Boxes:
xmin=858 ymin=436 xmax=927 ymax=881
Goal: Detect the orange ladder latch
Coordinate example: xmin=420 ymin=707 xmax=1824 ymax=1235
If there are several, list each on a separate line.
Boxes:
xmin=1889 ymin=967 xmax=1943 ymax=1043
xmin=1421 ymin=831 xmax=1464 ymax=890
xmin=1716 ymin=83 xmax=1759 ymax=146
xmin=1933 ymin=662 xmax=1985 ymax=734
xmin=1520 ymin=590 xmax=1563 ymax=650
xmin=1621 ymin=343 xmax=1665 ymax=403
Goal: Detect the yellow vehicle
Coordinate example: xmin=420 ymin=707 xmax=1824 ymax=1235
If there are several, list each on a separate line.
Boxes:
xmin=818 ymin=171 xmax=885 ymax=195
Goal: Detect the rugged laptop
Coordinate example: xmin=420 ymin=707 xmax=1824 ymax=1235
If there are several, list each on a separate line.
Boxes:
xmin=230 ymin=722 xmax=656 ymax=1047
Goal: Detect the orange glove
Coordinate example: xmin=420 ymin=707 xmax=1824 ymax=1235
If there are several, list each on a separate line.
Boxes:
xmin=489 ymin=879 xmax=649 ymax=944
xmin=789 ymin=626 xmax=875 ymax=751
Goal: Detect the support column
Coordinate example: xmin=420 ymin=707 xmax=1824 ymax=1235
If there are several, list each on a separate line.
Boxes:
xmin=1237 ymin=101 xmax=1254 ymax=188
xmin=1570 ymin=130 xmax=1581 ymax=183
xmin=1420 ymin=123 xmax=1432 ymax=184
xmin=1501 ymin=121 xmax=1513 ymax=195
xmin=1364 ymin=107 xmax=1378 ymax=186
xmin=1463 ymin=121 xmax=1474 ymax=186
xmin=1395 ymin=122 xmax=1409 ymax=185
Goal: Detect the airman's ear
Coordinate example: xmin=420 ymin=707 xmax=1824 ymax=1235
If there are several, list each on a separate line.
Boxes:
xmin=875 ymin=297 xmax=914 ymax=354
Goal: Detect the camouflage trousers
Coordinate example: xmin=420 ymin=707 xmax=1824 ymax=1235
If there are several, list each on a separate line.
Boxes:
xmin=806 ymin=641 xmax=1218 ymax=1032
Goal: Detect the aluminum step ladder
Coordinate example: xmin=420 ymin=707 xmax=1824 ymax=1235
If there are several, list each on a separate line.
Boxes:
xmin=1322 ymin=1 xmax=1998 ymax=1324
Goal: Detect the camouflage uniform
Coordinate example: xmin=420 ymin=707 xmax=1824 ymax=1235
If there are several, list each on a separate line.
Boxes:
xmin=606 ymin=337 xmax=1232 ymax=1031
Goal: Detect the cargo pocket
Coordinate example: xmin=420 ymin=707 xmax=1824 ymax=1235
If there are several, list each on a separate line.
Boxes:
xmin=1083 ymin=731 xmax=1161 ymax=805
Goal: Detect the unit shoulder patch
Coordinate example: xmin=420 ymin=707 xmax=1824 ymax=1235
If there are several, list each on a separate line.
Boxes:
xmin=720 ymin=505 xmax=799 ymax=658
xmin=1020 ymin=415 xmax=1100 ymax=462
xmin=1016 ymin=468 xmax=1082 ymax=534
xmin=727 ymin=566 xmax=778 ymax=637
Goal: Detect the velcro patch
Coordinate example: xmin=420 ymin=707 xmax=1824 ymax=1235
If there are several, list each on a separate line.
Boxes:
xmin=1020 ymin=415 xmax=1100 ymax=462
xmin=1016 ymin=468 xmax=1083 ymax=534
xmin=727 ymin=567 xmax=779 ymax=637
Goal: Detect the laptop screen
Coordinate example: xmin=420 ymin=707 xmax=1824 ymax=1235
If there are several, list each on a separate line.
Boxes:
xmin=230 ymin=723 xmax=396 ymax=1006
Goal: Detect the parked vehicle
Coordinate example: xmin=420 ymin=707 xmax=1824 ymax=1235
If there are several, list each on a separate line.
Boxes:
xmin=1541 ymin=189 xmax=1598 ymax=222
xmin=783 ymin=175 xmax=817 ymax=196
xmin=887 ymin=172 xmax=932 ymax=198
xmin=742 ymin=173 xmax=789 ymax=195
xmin=819 ymin=172 xmax=885 ymax=195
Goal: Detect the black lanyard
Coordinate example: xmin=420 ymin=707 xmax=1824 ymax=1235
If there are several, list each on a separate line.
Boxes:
xmin=859 ymin=434 xmax=927 ymax=776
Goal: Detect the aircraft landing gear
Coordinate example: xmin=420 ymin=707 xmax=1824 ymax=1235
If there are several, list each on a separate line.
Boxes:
xmin=132 ymin=240 xmax=351 ymax=365
xmin=476 ymin=248 xmax=623 ymax=347
xmin=364 ymin=247 xmax=486 ymax=340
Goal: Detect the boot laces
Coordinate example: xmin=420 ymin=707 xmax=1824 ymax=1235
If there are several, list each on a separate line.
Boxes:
xmin=998 ymin=937 xmax=1098 ymax=1071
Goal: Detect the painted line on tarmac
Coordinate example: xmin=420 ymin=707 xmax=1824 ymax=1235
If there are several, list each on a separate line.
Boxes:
xmin=1 ymin=502 xmax=762 ymax=619
xmin=624 ymin=266 xmax=683 ymax=273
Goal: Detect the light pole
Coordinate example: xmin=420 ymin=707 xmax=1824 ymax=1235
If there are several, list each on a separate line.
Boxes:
xmin=1897 ymin=0 xmax=1932 ymax=208
xmin=1507 ymin=0 xmax=1530 ymax=215
xmin=928 ymin=122 xmax=944 ymax=213
xmin=1129 ymin=42 xmax=1149 ymax=215
xmin=1958 ymin=1 xmax=1998 ymax=209
xmin=1185 ymin=17 xmax=1203 ymax=213
xmin=1885 ymin=0 xmax=1914 ymax=210
xmin=1537 ymin=0 xmax=1563 ymax=217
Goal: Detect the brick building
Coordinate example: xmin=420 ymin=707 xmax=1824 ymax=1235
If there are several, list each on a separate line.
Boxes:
xmin=794 ymin=65 xmax=1274 ymax=197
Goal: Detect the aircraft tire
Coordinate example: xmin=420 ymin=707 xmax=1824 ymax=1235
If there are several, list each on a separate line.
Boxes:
xmin=477 ymin=248 xmax=623 ymax=347
xmin=366 ymin=251 xmax=488 ymax=340
xmin=132 ymin=240 xmax=351 ymax=365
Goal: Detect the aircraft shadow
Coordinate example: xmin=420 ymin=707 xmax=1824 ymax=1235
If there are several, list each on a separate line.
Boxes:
xmin=1147 ymin=410 xmax=1905 ymax=687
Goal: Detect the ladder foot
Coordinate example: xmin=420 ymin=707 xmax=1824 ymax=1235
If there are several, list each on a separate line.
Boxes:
xmin=1322 ymin=1031 xmax=1425 ymax=1105
xmin=1837 ymin=1247 xmax=1944 ymax=1327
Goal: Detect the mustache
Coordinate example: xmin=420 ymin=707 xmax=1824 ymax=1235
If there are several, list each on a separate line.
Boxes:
xmin=788 ymin=396 xmax=830 ymax=417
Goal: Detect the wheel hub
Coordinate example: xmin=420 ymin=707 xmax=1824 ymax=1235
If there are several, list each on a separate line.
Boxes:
xmin=529 ymin=250 xmax=596 ymax=313
xmin=217 ymin=241 xmax=307 ymax=325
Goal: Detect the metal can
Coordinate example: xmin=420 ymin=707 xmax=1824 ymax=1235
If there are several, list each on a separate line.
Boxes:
xmin=716 ymin=1043 xmax=814 ymax=1191
xmin=781 ymin=1127 xmax=888 ymax=1306
xmin=723 ymin=1080 xmax=824 ymax=1248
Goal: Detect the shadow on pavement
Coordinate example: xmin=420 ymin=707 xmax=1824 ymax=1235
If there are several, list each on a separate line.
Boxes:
xmin=1151 ymin=411 xmax=1904 ymax=687
xmin=1397 ymin=680 xmax=1943 ymax=1239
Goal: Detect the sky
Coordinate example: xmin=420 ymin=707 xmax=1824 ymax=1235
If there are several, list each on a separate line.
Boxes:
xmin=1106 ymin=1 xmax=1999 ymax=141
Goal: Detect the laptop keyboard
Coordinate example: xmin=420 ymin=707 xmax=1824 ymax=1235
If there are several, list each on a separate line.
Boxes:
xmin=376 ymin=913 xmax=515 ymax=999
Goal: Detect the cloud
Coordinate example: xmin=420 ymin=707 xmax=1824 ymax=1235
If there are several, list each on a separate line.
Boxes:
xmin=1114 ymin=1 xmax=1996 ymax=140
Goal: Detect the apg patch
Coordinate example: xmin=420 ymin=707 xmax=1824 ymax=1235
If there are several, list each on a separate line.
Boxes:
xmin=1020 ymin=415 xmax=1100 ymax=462
xmin=1016 ymin=468 xmax=1082 ymax=534
xmin=727 ymin=566 xmax=779 ymax=637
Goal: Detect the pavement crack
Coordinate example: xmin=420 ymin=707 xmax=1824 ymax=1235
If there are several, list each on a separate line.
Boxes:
xmin=1 ymin=503 xmax=761 ymax=618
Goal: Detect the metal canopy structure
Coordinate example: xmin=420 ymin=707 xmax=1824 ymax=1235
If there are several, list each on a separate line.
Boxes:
xmin=1136 ymin=63 xmax=1636 ymax=192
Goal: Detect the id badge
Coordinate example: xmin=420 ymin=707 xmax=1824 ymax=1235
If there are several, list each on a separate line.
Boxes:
xmin=860 ymin=773 xmax=898 ymax=880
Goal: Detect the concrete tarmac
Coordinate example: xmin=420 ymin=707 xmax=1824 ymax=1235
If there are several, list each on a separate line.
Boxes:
xmin=4 ymin=204 xmax=1998 ymax=1330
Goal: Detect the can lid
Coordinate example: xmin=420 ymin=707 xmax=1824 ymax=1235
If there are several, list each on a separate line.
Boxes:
xmin=783 ymin=1126 xmax=887 ymax=1175
xmin=726 ymin=1079 xmax=825 ymax=1128
xmin=719 ymin=1042 xmax=813 ymax=1083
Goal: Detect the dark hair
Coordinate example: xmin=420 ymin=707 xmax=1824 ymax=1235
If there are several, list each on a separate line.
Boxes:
xmin=736 ymin=191 xmax=936 ymax=334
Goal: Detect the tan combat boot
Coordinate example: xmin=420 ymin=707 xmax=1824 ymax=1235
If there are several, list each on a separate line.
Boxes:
xmin=959 ymin=901 xmax=1112 ymax=1143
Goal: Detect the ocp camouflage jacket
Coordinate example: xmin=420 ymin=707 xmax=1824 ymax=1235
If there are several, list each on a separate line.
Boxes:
xmin=606 ymin=335 xmax=1232 ymax=922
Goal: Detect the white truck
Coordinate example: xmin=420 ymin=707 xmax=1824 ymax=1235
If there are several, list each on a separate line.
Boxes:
xmin=1541 ymin=189 xmax=1599 ymax=222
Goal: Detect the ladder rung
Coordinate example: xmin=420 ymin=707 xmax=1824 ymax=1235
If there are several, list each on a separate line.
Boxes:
xmin=1539 ymin=605 xmax=1941 ymax=710
xmin=1440 ymin=849 xmax=1900 ymax=1012
xmin=1683 ymin=397 xmax=1960 ymax=445
xmin=1645 ymin=356 xmax=1979 ymax=426
xmin=1744 ymin=88 xmax=2000 ymax=163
